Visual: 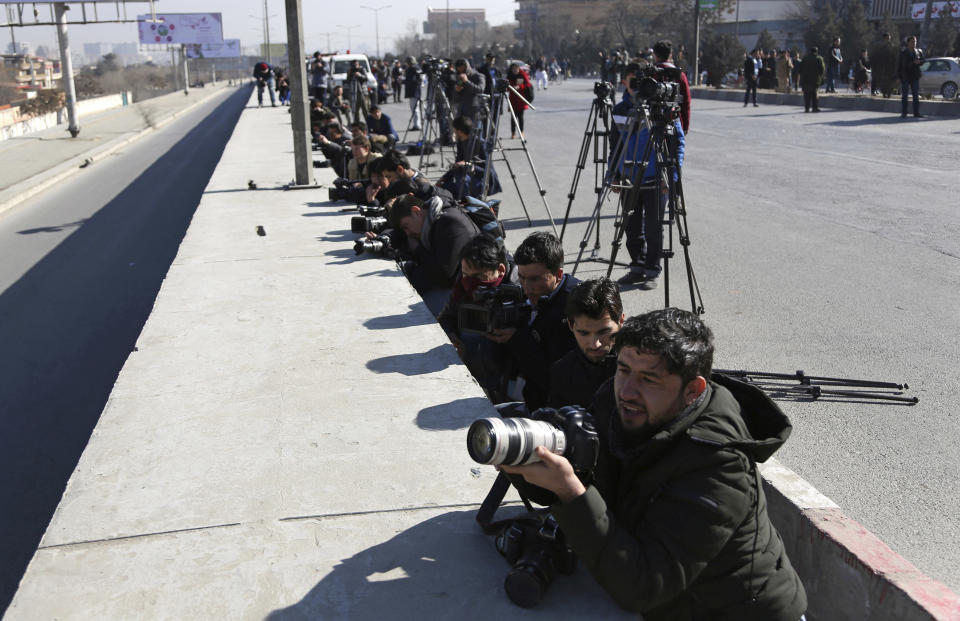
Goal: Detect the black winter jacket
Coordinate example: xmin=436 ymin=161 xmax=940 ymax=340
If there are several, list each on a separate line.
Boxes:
xmin=548 ymin=349 xmax=617 ymax=409
xmin=407 ymin=199 xmax=480 ymax=292
xmin=552 ymin=375 xmax=807 ymax=620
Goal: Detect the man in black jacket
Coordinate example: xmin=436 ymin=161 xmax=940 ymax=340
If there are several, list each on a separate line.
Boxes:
xmin=548 ymin=278 xmax=624 ymax=409
xmin=487 ymin=232 xmax=580 ymax=410
xmin=897 ymin=35 xmax=925 ymax=118
xmin=502 ymin=308 xmax=807 ymax=620
xmin=451 ymin=58 xmax=486 ymax=122
xmin=379 ymin=150 xmax=455 ymax=205
xmin=404 ymin=57 xmax=423 ymax=130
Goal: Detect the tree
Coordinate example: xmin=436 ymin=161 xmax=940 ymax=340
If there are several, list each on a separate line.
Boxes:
xmin=929 ymin=1 xmax=959 ymax=56
xmin=803 ymin=2 xmax=841 ymax=55
xmin=700 ymin=31 xmax=745 ymax=87
xmin=18 ymin=89 xmax=65 ymax=117
xmin=840 ymin=0 xmax=871 ymax=74
xmin=756 ymin=29 xmax=778 ymax=52
xmin=94 ymin=53 xmax=120 ymax=76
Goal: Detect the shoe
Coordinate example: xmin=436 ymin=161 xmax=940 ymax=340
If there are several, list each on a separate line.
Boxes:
xmin=411 ymin=126 xmax=421 ymax=131
xmin=637 ymin=276 xmax=659 ymax=291
xmin=743 ymin=103 xmax=748 ymax=107
xmin=812 ymin=108 xmax=821 ymax=112
xmin=617 ymin=272 xmax=649 ymax=286
xmin=804 ymin=108 xmax=810 ymax=113
xmin=901 ymin=113 xmax=908 ymax=118
xmin=510 ymin=134 xmax=516 ymax=139
xmin=914 ymin=113 xmax=924 ymax=118
xmin=753 ymin=103 xmax=759 ymax=107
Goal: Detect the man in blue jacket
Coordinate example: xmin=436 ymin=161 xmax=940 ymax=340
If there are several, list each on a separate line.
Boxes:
xmin=609 ymin=62 xmax=685 ymax=290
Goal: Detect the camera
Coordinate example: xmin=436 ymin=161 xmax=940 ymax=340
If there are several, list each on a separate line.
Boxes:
xmin=328 ymin=178 xmax=366 ymax=202
xmin=351 ymin=215 xmax=389 ymax=234
xmin=629 ymin=65 xmax=684 ymax=103
xmin=496 ymin=513 xmax=577 ymax=608
xmin=467 ymin=405 xmax=598 ymax=472
xmin=494 ymin=77 xmax=509 ymax=94
xmin=458 ymin=284 xmax=531 ymax=336
xmin=353 ymin=234 xmax=396 ymax=258
xmin=356 ymin=205 xmax=386 ymax=217
xmin=421 ymin=55 xmax=449 ymax=75
xmin=593 ymin=80 xmax=614 ymax=100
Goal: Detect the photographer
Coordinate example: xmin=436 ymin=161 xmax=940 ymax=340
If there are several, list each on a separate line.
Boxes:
xmin=652 ymin=40 xmax=690 ymax=133
xmin=437 ymin=116 xmax=502 ymax=201
xmin=346 ymin=60 xmax=370 ymax=121
xmin=379 ymin=150 xmax=455 ymax=205
xmin=451 ymin=58 xmax=486 ymax=122
xmin=366 ymin=105 xmax=399 ymax=150
xmin=611 ymin=61 xmax=685 ymax=290
xmin=404 ymin=57 xmax=423 ymax=130
xmin=326 ymin=84 xmax=351 ymax=126
xmin=309 ymin=52 xmax=328 ymax=101
xmin=500 ymin=308 xmax=808 ymax=619
xmin=316 ymin=123 xmax=352 ymax=177
xmin=323 ymin=134 xmax=384 ymax=205
xmin=548 ymin=278 xmax=624 ymax=409
xmin=253 ymin=61 xmax=277 ymax=108
xmin=506 ymin=63 xmax=533 ymax=139
xmin=487 ymin=232 xmax=579 ymax=410
xmin=438 ymin=235 xmax=519 ymax=400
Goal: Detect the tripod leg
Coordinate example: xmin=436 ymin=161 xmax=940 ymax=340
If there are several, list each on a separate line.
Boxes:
xmin=497 ymin=138 xmax=533 ymax=225
xmin=560 ymin=101 xmax=599 ymax=241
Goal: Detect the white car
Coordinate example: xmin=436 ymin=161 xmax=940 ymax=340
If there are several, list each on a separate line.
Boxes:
xmin=918 ymin=56 xmax=960 ymax=100
xmin=324 ymin=53 xmax=378 ymax=99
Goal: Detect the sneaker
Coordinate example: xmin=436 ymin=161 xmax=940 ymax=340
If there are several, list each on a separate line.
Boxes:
xmin=913 ymin=113 xmax=924 ymax=118
xmin=901 ymin=113 xmax=908 ymax=118
xmin=753 ymin=103 xmax=759 ymax=107
xmin=637 ymin=275 xmax=659 ymax=290
xmin=617 ymin=271 xmax=649 ymax=286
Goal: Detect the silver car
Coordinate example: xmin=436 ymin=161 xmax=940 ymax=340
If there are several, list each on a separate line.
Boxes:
xmin=919 ymin=56 xmax=960 ymax=99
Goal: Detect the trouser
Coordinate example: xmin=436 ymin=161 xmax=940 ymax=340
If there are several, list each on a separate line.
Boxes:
xmin=257 ymin=78 xmax=276 ymax=105
xmin=510 ymin=107 xmax=524 ymax=135
xmin=901 ymin=78 xmax=920 ymax=115
xmin=624 ymin=184 xmax=666 ymax=277
xmin=826 ymin=65 xmax=838 ymax=91
xmin=803 ymin=88 xmax=819 ymax=111
xmin=408 ymin=97 xmax=422 ymax=128
xmin=744 ymin=78 xmax=757 ymax=104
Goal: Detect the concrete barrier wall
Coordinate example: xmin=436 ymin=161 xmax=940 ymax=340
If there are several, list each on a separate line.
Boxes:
xmin=0 ymin=92 xmax=130 ymax=142
xmin=690 ymin=86 xmax=960 ymax=117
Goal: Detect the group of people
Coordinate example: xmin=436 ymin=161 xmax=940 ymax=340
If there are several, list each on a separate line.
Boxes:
xmin=306 ymin=36 xmax=814 ymax=618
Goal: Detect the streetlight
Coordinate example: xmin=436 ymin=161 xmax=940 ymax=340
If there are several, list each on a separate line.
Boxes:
xmin=315 ymin=31 xmax=336 ymax=53
xmin=359 ymin=5 xmax=391 ymax=59
xmin=337 ymin=24 xmax=360 ymax=51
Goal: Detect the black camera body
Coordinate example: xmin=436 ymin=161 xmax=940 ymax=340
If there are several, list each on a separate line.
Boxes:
xmin=494 ymin=77 xmax=509 ymax=94
xmin=630 ymin=65 xmax=684 ymax=104
xmin=496 ymin=513 xmax=577 ymax=608
xmin=353 ymin=234 xmax=396 ymax=258
xmin=351 ymin=215 xmax=389 ymax=234
xmin=356 ymin=205 xmax=386 ymax=217
xmin=458 ymin=284 xmax=531 ymax=336
xmin=593 ymin=80 xmax=614 ymax=100
xmin=328 ymin=178 xmax=368 ymax=203
xmin=421 ymin=55 xmax=449 ymax=75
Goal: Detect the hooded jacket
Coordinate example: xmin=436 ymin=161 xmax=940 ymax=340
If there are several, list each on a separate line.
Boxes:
xmin=551 ymin=374 xmax=807 ymax=621
xmin=451 ymin=61 xmax=487 ymax=121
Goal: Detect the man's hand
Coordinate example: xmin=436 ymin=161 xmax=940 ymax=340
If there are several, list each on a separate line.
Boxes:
xmin=364 ymin=184 xmax=382 ymax=203
xmin=318 ymin=134 xmax=329 ymax=145
xmin=485 ymin=327 xmax=516 ymax=343
xmin=499 ymin=447 xmax=586 ymax=503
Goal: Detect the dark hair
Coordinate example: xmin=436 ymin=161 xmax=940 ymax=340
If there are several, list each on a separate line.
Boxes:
xmin=460 ymin=235 xmax=506 ymax=271
xmin=350 ymin=121 xmax=367 ymax=133
xmin=380 ymin=149 xmax=410 ymax=172
xmin=327 ymin=123 xmax=343 ymax=136
xmin=351 ymin=134 xmax=371 ymax=148
xmin=565 ymin=278 xmax=623 ymax=324
xmin=370 ymin=104 xmax=381 ymax=113
xmin=383 ymin=176 xmax=417 ymax=200
xmin=452 ymin=115 xmax=473 ymax=134
xmin=623 ymin=62 xmax=642 ymax=78
xmin=614 ymin=308 xmax=714 ymax=384
xmin=514 ymin=231 xmax=563 ymax=272
xmin=810 ymin=46 xmax=819 ymax=54
xmin=652 ymin=40 xmax=672 ymax=61
xmin=367 ymin=156 xmax=388 ymax=174
xmin=390 ymin=194 xmax=425 ymax=227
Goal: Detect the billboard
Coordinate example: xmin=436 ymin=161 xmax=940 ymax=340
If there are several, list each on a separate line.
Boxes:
xmin=185 ymin=39 xmax=241 ymax=59
xmin=137 ymin=13 xmax=224 ymax=45
xmin=911 ymin=1 xmax=960 ymax=20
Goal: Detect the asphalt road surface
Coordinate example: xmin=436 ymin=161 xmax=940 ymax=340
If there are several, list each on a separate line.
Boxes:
xmin=395 ymin=79 xmax=960 ymax=591
xmin=0 ymin=86 xmax=250 ymax=614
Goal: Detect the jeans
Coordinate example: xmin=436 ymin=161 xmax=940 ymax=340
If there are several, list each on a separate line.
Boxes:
xmin=901 ymin=78 xmax=920 ymax=115
xmin=826 ymin=65 xmax=838 ymax=92
xmin=257 ymin=78 xmax=276 ymax=105
xmin=744 ymin=78 xmax=757 ymax=104
xmin=625 ymin=184 xmax=667 ymax=277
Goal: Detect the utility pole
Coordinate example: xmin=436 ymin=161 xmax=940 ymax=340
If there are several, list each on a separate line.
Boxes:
xmin=337 ymin=24 xmax=360 ymax=51
xmin=360 ymin=5 xmax=391 ymax=59
xmin=284 ymin=0 xmax=313 ymax=186
xmin=53 ymin=2 xmax=79 ymax=137
xmin=317 ymin=31 xmax=335 ymax=53
xmin=263 ymin=0 xmax=272 ymax=65
xmin=181 ymin=44 xmax=189 ymax=94
xmin=693 ymin=0 xmax=701 ymax=86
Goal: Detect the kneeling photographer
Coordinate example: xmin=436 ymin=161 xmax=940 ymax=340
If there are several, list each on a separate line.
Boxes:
xmin=437 ymin=236 xmax=519 ymax=401
xmin=486 ymin=232 xmax=579 ymax=410
xmin=437 ymin=115 xmax=502 ymax=201
xmin=496 ymin=309 xmax=807 ymax=620
xmin=327 ymin=135 xmax=383 ymax=205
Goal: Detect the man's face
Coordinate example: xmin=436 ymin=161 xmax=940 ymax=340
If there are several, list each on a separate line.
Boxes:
xmin=622 ymin=71 xmax=636 ymax=97
xmin=569 ymin=312 xmax=624 ymax=363
xmin=614 ymin=347 xmax=698 ymax=432
xmin=517 ymin=262 xmax=561 ymax=305
xmin=456 ymin=63 xmax=467 ymax=74
xmin=370 ymin=172 xmax=386 ymax=189
xmin=461 ymin=259 xmax=504 ymax=282
xmin=382 ymin=169 xmax=400 ymax=185
xmin=372 ymin=109 xmax=382 ymax=120
xmin=351 ymin=143 xmax=369 ymax=160
xmin=399 ymin=206 xmax=425 ymax=239
xmin=907 ymin=37 xmax=917 ymax=49
xmin=454 ymin=128 xmax=468 ymax=142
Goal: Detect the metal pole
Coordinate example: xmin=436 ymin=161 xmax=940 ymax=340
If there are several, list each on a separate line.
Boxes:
xmin=693 ymin=1 xmax=701 ymax=86
xmin=171 ymin=47 xmax=178 ymax=89
xmin=734 ymin=0 xmax=740 ymax=39
xmin=360 ymin=6 xmax=391 ymax=59
xmin=54 ymin=2 xmax=79 ymax=137
xmin=446 ymin=0 xmax=450 ymax=58
xmin=264 ymin=0 xmax=272 ymax=65
xmin=181 ymin=44 xmax=189 ymax=94
xmin=285 ymin=0 xmax=313 ymax=186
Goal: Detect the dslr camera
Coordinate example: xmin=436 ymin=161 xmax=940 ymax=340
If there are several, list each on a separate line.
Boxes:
xmin=593 ymin=80 xmax=614 ymax=100
xmin=328 ymin=178 xmax=368 ymax=203
xmin=495 ymin=513 xmax=577 ymax=608
xmin=458 ymin=284 xmax=531 ymax=336
xmin=630 ymin=65 xmax=684 ymax=103
xmin=353 ymin=234 xmax=396 ymax=258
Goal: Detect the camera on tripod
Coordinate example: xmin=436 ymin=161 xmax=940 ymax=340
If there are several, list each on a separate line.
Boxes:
xmin=353 ymin=234 xmax=396 ymax=258
xmin=421 ymin=55 xmax=449 ymax=75
xmin=328 ymin=178 xmax=368 ymax=202
xmin=457 ymin=284 xmax=531 ymax=336
xmin=494 ymin=77 xmax=509 ymax=94
xmin=350 ymin=215 xmax=389 ymax=234
xmin=629 ymin=65 xmax=684 ymax=103
xmin=495 ymin=513 xmax=577 ymax=608
xmin=593 ymin=81 xmax=614 ymax=100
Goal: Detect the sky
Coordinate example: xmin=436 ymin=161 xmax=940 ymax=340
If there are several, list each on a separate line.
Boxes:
xmin=3 ymin=0 xmax=518 ymax=56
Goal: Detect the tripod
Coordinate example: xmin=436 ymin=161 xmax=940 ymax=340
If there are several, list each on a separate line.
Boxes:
xmin=571 ymin=95 xmax=704 ymax=315
xmin=418 ymin=71 xmax=454 ymax=174
xmin=479 ymin=84 xmax=559 ymax=236
xmin=558 ymin=87 xmax=614 ymax=243
xmin=400 ymin=97 xmax=424 ymax=144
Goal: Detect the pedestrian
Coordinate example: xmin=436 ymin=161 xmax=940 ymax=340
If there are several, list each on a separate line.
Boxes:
xmin=743 ymin=49 xmax=761 ymax=106
xmin=853 ymin=50 xmax=871 ymax=94
xmin=253 ymin=61 xmax=276 ymax=107
xmin=799 ymin=46 xmax=825 ymax=112
xmin=309 ymin=53 xmax=327 ymax=102
xmin=506 ymin=62 xmax=533 ymax=139
xmin=534 ymin=55 xmax=549 ymax=90
xmin=897 ymin=35 xmax=925 ymax=118
xmin=403 ymin=57 xmax=422 ymax=130
xmin=791 ymin=50 xmax=802 ymax=91
xmin=776 ymin=49 xmax=793 ymax=94
xmin=391 ymin=60 xmax=403 ymax=104
xmin=826 ymin=37 xmax=842 ymax=93
xmin=870 ymin=33 xmax=897 ymax=97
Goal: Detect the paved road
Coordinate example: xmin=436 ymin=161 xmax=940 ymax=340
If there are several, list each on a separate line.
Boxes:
xmin=387 ymin=79 xmax=960 ymax=590
xmin=0 ymin=86 xmax=250 ymax=614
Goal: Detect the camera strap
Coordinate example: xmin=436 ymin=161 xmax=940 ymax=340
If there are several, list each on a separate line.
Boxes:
xmin=476 ymin=472 xmax=538 ymax=534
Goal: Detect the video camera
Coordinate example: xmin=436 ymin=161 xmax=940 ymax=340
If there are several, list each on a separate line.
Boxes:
xmin=593 ymin=80 xmax=614 ymax=100
xmin=421 ymin=55 xmax=450 ymax=75
xmin=351 ymin=215 xmax=389 ymax=234
xmin=458 ymin=284 xmax=531 ymax=336
xmin=353 ymin=234 xmax=396 ymax=258
xmin=494 ymin=77 xmax=509 ymax=95
xmin=328 ymin=178 xmax=369 ymax=202
xmin=629 ymin=65 xmax=684 ymax=104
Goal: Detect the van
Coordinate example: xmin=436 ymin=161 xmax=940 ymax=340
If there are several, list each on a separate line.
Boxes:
xmin=324 ymin=53 xmax=378 ymax=100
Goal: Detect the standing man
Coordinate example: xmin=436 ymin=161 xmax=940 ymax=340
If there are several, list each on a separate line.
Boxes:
xmin=309 ymin=53 xmax=328 ymax=102
xmin=253 ymin=61 xmax=276 ymax=107
xmin=652 ymin=40 xmax=690 ymax=133
xmin=897 ymin=35 xmax=925 ymax=119
xmin=500 ymin=308 xmax=808 ymax=619
xmin=404 ymin=57 xmax=423 ymax=131
xmin=776 ymin=49 xmax=794 ymax=94
xmin=743 ymin=49 xmax=761 ymax=107
xmin=826 ymin=37 xmax=842 ymax=93
xmin=451 ymin=58 xmax=486 ymax=122
xmin=870 ymin=32 xmax=897 ymax=97
xmin=799 ymin=47 xmax=825 ymax=113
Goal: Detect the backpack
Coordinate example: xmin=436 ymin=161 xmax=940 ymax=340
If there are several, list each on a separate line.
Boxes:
xmin=524 ymin=83 xmax=535 ymax=103
xmin=461 ymin=196 xmax=505 ymax=242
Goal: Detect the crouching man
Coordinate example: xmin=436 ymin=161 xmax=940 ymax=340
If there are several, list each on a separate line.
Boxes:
xmin=502 ymin=308 xmax=807 ymax=620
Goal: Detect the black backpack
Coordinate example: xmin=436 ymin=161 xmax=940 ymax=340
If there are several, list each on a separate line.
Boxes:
xmin=460 ymin=197 xmax=505 ymax=242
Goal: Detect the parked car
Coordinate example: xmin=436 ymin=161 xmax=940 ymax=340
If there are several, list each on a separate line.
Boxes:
xmin=324 ymin=53 xmax=379 ymax=100
xmin=918 ymin=56 xmax=959 ymax=100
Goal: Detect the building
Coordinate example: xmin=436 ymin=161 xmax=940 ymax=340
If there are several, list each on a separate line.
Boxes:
xmin=1 ymin=53 xmax=62 ymax=90
xmin=423 ymin=7 xmax=487 ymax=35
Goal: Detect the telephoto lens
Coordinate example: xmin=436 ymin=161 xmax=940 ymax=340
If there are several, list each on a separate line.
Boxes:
xmin=467 ymin=417 xmax=567 ymax=466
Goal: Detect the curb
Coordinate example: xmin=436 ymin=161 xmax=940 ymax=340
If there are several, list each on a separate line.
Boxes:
xmin=691 ymin=86 xmax=960 ymax=117
xmin=760 ymin=458 xmax=960 ymax=620
xmin=0 ymin=84 xmax=247 ymax=218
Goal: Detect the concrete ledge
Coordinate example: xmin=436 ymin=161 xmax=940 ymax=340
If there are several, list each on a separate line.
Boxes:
xmin=761 ymin=458 xmax=960 ymax=620
xmin=691 ymin=86 xmax=960 ymax=117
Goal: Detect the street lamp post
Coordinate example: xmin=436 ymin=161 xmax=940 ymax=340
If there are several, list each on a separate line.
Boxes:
xmin=337 ymin=24 xmax=360 ymax=52
xmin=359 ymin=5 xmax=391 ymax=59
